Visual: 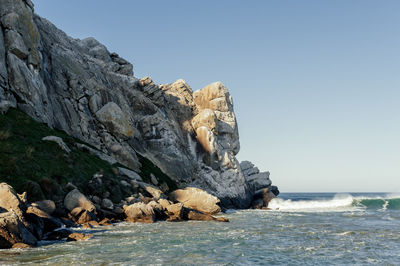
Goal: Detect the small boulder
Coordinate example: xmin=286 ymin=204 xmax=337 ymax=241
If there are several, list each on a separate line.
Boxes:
xmin=118 ymin=167 xmax=142 ymax=181
xmin=64 ymin=189 xmax=95 ymax=212
xmin=101 ymin=199 xmax=114 ymax=210
xmin=137 ymin=182 xmax=163 ymax=200
xmin=169 ymin=187 xmax=221 ymax=214
xmin=66 ymin=233 xmax=92 ymax=242
xmin=185 ymin=209 xmax=229 ymax=222
xmin=165 ymin=203 xmax=184 ymax=222
xmin=123 ymin=202 xmax=155 ymax=223
xmin=33 ymin=200 xmax=56 ymax=215
xmin=11 ymin=243 xmax=32 ymax=249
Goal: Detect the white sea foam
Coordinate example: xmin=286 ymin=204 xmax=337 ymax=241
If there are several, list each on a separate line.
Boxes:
xmin=268 ymin=194 xmax=356 ymax=212
xmin=269 ymin=193 xmax=400 ymax=212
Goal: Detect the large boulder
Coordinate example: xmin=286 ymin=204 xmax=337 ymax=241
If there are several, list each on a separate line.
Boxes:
xmin=0 ymin=211 xmax=37 ymax=249
xmin=64 ymin=189 xmax=95 ymax=212
xmin=123 ymin=202 xmax=156 ymax=223
xmin=32 ymin=200 xmax=56 ymax=215
xmin=169 ymin=187 xmax=221 ymax=214
xmin=0 ymin=183 xmax=26 ymax=219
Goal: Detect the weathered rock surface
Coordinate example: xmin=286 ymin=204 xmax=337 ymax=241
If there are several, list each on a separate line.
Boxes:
xmin=66 ymin=232 xmax=92 ymax=242
xmin=240 ymin=161 xmax=279 ymax=208
xmin=169 ymin=187 xmax=221 ymax=214
xmin=64 ymin=189 xmax=95 ymax=212
xmin=32 ymin=200 xmax=56 ymax=215
xmin=0 ymin=211 xmax=37 ymax=249
xmin=0 ymin=0 xmax=278 ymax=209
xmin=0 ymin=183 xmax=26 ymax=219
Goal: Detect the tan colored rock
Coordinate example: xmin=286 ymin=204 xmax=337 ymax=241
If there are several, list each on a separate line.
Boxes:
xmin=66 ymin=233 xmax=92 ymax=242
xmin=0 ymin=183 xmax=26 ymax=219
xmin=195 ymin=126 xmax=218 ymax=155
xmin=165 ymin=203 xmax=184 ymax=221
xmin=123 ymin=202 xmax=155 ymax=222
xmin=76 ymin=211 xmax=97 ymax=225
xmin=64 ymin=189 xmax=95 ymax=212
xmin=11 ymin=243 xmax=32 ymax=249
xmin=191 ymin=109 xmax=217 ymax=132
xmin=158 ymin=199 xmax=172 ymax=209
xmin=169 ymin=187 xmax=221 ymax=214
xmin=137 ymin=182 xmax=163 ymax=200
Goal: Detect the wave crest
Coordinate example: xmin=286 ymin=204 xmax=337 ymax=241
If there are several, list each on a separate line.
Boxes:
xmin=268 ymin=194 xmax=400 ymax=212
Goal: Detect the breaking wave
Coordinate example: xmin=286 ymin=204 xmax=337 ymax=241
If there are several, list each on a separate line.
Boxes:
xmin=268 ymin=194 xmax=400 ymax=212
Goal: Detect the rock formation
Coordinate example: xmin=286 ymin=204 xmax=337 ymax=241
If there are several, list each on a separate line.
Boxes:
xmin=0 ymin=0 xmax=277 ymax=210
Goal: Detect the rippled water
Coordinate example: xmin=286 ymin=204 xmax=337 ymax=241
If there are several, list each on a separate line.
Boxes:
xmin=1 ymin=193 xmax=400 ymax=265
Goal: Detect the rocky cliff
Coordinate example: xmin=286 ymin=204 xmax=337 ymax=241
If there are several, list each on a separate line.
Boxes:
xmin=0 ymin=0 xmax=277 ymax=208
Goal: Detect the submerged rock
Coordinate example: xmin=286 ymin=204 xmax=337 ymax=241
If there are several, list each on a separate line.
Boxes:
xmin=66 ymin=232 xmax=92 ymax=242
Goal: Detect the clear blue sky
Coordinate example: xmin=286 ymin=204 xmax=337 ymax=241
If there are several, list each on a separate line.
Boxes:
xmin=34 ymin=0 xmax=400 ymax=192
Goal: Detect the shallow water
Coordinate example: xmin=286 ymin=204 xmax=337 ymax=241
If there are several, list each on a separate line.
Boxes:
xmin=1 ymin=193 xmax=400 ymax=265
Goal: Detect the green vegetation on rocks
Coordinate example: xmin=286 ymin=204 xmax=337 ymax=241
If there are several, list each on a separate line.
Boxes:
xmin=0 ymin=108 xmax=176 ymax=202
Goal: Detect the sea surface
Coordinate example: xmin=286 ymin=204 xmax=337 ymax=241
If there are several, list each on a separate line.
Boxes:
xmin=1 ymin=193 xmax=400 ymax=265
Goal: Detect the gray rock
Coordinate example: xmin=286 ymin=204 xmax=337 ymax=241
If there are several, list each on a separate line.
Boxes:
xmin=110 ymin=144 xmax=141 ymax=171
xmin=32 ymin=200 xmax=56 ymax=215
xmin=64 ymin=189 xmax=95 ymax=212
xmin=95 ymin=102 xmax=134 ymax=138
xmin=101 ymin=199 xmax=114 ymax=210
xmin=118 ymin=167 xmax=143 ymax=181
xmin=0 ymin=28 xmax=8 ymax=87
xmin=150 ymin=174 xmax=158 ymax=186
xmin=239 ymin=161 xmax=254 ymax=171
xmin=0 ymin=100 xmax=14 ymax=114
xmin=245 ymin=172 xmax=272 ymax=193
xmin=76 ymin=143 xmax=117 ymax=165
xmin=91 ymin=196 xmax=101 ymax=205
xmin=42 ymin=136 xmax=71 ymax=153
xmin=4 ymin=30 xmax=29 ymax=59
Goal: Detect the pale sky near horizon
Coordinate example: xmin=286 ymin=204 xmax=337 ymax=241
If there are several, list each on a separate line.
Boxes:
xmin=33 ymin=0 xmax=400 ymax=192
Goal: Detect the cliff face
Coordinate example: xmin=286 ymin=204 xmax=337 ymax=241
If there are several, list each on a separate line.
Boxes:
xmin=0 ymin=0 xmax=276 ymax=208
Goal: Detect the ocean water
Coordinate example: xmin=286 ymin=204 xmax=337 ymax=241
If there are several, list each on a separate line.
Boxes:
xmin=1 ymin=193 xmax=400 ymax=265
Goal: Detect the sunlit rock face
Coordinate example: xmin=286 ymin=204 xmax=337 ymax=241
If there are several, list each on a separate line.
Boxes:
xmin=0 ymin=0 xmax=280 ymax=208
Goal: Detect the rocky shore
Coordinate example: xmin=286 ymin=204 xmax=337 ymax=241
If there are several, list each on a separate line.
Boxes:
xmin=0 ymin=0 xmax=279 ymax=249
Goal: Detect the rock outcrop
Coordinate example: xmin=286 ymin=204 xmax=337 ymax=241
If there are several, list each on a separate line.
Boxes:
xmin=240 ymin=161 xmax=279 ymax=208
xmin=0 ymin=0 xmax=277 ymax=209
xmin=169 ymin=187 xmax=221 ymax=214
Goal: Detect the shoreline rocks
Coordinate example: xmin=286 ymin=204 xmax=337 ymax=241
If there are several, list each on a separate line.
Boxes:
xmin=0 ymin=182 xmax=232 ymax=249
